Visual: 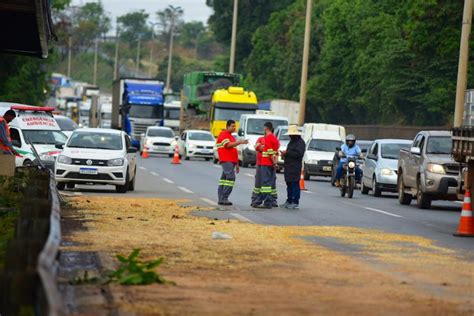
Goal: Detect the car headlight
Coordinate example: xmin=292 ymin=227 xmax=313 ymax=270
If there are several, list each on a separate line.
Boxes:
xmin=188 ymin=143 xmax=196 ymax=149
xmin=40 ymin=153 xmax=56 ymax=162
xmin=380 ymin=168 xmax=394 ymax=176
xmin=108 ymin=158 xmax=124 ymax=166
xmin=57 ymin=155 xmax=72 ymax=164
xmin=427 ymin=163 xmax=445 ymax=174
xmin=307 ymin=159 xmax=319 ymax=165
xmin=348 ymin=161 xmax=356 ymax=169
xmin=146 ymin=139 xmax=153 ymax=145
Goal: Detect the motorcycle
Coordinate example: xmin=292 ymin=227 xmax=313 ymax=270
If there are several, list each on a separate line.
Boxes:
xmin=340 ymin=156 xmax=358 ymax=198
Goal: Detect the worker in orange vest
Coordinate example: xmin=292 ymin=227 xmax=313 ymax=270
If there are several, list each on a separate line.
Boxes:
xmin=0 ymin=110 xmax=18 ymax=155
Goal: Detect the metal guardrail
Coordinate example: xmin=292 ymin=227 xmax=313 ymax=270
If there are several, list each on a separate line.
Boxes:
xmin=0 ymin=168 xmax=64 ymax=315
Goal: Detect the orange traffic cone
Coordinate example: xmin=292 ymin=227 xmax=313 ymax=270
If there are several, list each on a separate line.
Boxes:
xmin=300 ymin=169 xmax=307 ymax=191
xmin=142 ymin=147 xmax=149 ymax=159
xmin=171 ymin=145 xmax=181 ymax=165
xmin=454 ymin=189 xmax=474 ymax=237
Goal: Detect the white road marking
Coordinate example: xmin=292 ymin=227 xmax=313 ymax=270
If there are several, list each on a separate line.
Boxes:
xmin=150 ymin=172 xmax=159 ymax=176
xmin=455 ymin=201 xmax=463 ymax=204
xmin=245 ymin=173 xmax=254 ymax=177
xmin=364 ymin=207 xmax=403 ymax=218
xmin=230 ymin=213 xmax=255 ymax=223
xmin=139 ymin=166 xmax=147 ymax=171
xmin=213 ymin=165 xmax=221 ymax=169
xmin=200 ymin=197 xmax=218 ymax=206
xmin=162 ymin=178 xmax=174 ymax=184
xmin=178 ymin=186 xmax=194 ymax=194
xmin=303 ymin=190 xmax=314 ymax=194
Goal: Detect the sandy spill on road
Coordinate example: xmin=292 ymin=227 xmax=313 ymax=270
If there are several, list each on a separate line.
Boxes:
xmin=63 ymin=196 xmax=474 ymax=315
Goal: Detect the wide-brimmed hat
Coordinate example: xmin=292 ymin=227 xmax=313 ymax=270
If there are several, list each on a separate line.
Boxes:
xmin=285 ymin=125 xmax=302 ymax=136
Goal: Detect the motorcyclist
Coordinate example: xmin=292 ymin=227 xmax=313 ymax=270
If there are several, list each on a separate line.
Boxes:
xmin=335 ymin=134 xmax=362 ymax=187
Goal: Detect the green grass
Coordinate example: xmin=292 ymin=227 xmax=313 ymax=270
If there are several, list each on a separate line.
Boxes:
xmin=0 ymin=209 xmax=18 ymax=270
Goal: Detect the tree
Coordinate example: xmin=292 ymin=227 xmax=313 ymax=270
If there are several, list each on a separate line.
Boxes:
xmin=156 ymin=5 xmax=184 ymax=43
xmin=117 ymin=10 xmax=152 ymax=43
xmin=179 ymin=21 xmax=206 ymax=50
xmin=76 ymin=2 xmax=111 ymax=39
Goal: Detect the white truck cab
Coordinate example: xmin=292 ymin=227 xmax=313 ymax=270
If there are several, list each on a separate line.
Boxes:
xmin=237 ymin=112 xmax=289 ymax=167
xmin=302 ymin=123 xmax=345 ymax=180
xmin=9 ymin=105 xmax=68 ymax=169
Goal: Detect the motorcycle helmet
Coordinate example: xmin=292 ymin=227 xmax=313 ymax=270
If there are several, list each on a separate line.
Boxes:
xmin=346 ymin=134 xmax=356 ymax=148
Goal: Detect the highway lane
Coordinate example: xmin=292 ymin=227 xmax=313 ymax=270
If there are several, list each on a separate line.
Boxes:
xmin=66 ymin=154 xmax=473 ymax=254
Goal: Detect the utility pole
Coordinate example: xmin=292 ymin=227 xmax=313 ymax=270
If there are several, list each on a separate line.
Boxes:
xmin=93 ymin=38 xmax=98 ymax=85
xmin=149 ymin=22 xmax=159 ymax=78
xmin=454 ymin=0 xmax=473 ymax=127
xmin=229 ymin=0 xmax=238 ymax=73
xmin=67 ymin=35 xmax=72 ymax=77
xmin=298 ymin=0 xmax=312 ymax=126
xmin=113 ymin=21 xmax=119 ymax=80
xmin=166 ymin=16 xmax=176 ymax=91
xmin=135 ymin=38 xmax=141 ymax=75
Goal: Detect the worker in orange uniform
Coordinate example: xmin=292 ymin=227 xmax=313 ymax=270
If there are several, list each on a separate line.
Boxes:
xmin=0 ymin=110 xmax=18 ymax=155
xmin=253 ymin=122 xmax=279 ymax=209
xmin=216 ymin=120 xmax=248 ymax=205
xmin=251 ymin=135 xmax=265 ymax=206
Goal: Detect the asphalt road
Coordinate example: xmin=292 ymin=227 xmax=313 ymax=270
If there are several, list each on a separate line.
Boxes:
xmin=67 ymin=154 xmax=474 ymax=255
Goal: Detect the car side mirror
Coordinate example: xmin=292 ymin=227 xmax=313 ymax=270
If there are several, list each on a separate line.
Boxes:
xmin=55 ymin=143 xmax=64 ymax=149
xmin=12 ymin=140 xmax=21 ymax=147
xmin=175 ymin=136 xmax=179 ymax=140
xmin=238 ymin=128 xmax=244 ymax=137
xmin=140 ymin=133 xmax=145 ymax=138
xmin=361 ymin=149 xmax=367 ymax=154
xmin=336 ymin=147 xmax=341 ymax=151
xmin=410 ymin=147 xmax=421 ymax=155
xmin=127 ymin=147 xmax=138 ymax=153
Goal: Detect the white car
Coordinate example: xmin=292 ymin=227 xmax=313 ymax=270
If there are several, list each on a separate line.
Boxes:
xmin=55 ymin=128 xmax=138 ymax=193
xmin=178 ymin=130 xmax=215 ymax=161
xmin=140 ymin=126 xmax=177 ymax=157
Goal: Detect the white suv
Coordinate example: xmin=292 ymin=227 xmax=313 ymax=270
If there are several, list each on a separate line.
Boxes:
xmin=55 ymin=128 xmax=138 ymax=193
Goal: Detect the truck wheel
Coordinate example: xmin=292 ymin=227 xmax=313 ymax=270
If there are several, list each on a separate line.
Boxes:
xmin=416 ymin=181 xmax=431 ymax=209
xmin=361 ymin=180 xmax=369 ymax=195
xmin=372 ymin=177 xmax=382 ymax=197
xmin=398 ymin=174 xmax=412 ymax=205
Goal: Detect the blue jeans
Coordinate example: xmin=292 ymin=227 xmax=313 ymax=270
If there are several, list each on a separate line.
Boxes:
xmin=335 ymin=161 xmax=362 ymax=181
xmin=286 ymin=181 xmax=300 ymax=205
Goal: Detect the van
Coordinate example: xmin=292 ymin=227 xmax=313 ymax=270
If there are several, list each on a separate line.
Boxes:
xmin=302 ymin=123 xmax=345 ymax=180
xmin=9 ymin=105 xmax=68 ymax=169
xmin=237 ymin=113 xmax=289 ymax=167
xmin=99 ymin=102 xmax=112 ymax=128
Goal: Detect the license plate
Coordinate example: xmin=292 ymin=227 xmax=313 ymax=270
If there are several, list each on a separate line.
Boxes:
xmin=323 ymin=166 xmax=332 ymax=172
xmin=79 ymin=168 xmax=98 ymax=175
xmin=156 ymin=146 xmax=167 ymax=151
xmin=202 ymin=150 xmax=211 ymax=154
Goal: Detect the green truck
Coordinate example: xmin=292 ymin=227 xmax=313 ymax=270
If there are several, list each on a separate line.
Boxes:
xmin=181 ymin=71 xmax=242 ymax=130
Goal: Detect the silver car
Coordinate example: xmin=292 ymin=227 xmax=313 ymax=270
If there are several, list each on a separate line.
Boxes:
xmin=361 ymin=139 xmax=412 ymax=196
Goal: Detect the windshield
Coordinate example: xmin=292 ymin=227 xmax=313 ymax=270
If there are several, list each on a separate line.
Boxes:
xmin=68 ymin=132 xmax=123 ymax=150
xmin=79 ymin=110 xmax=89 ymax=117
xmin=164 ymin=94 xmax=180 ymax=103
xmin=55 ymin=117 xmax=78 ymax=131
xmin=164 ymin=108 xmax=180 ymax=120
xmin=101 ymin=112 xmax=112 ymax=120
xmin=214 ymin=107 xmax=256 ymax=121
xmin=188 ymin=132 xmax=214 ymax=141
xmin=128 ymin=105 xmax=163 ymax=119
xmin=278 ymin=128 xmax=289 ymax=141
xmin=246 ymin=119 xmax=288 ymax=135
xmin=23 ymin=130 xmax=68 ymax=145
xmin=308 ymin=139 xmax=342 ymax=152
xmin=426 ymin=136 xmax=452 ymax=154
xmin=148 ymin=129 xmax=174 ymax=138
xmin=381 ymin=143 xmax=410 ymax=159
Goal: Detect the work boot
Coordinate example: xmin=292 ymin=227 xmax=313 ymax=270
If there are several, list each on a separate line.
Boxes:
xmin=335 ymin=180 xmax=341 ymax=187
xmin=279 ymin=201 xmax=291 ymax=208
xmin=287 ymin=204 xmax=299 ymax=210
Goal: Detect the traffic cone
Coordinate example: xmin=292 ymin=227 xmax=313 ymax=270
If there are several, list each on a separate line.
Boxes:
xmin=171 ymin=145 xmax=181 ymax=165
xmin=454 ymin=189 xmax=474 ymax=237
xmin=142 ymin=147 xmax=149 ymax=159
xmin=300 ymin=169 xmax=307 ymax=191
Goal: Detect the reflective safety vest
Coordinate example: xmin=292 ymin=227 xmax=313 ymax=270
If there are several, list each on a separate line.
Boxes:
xmin=216 ymin=130 xmax=238 ymax=163
xmin=0 ymin=117 xmax=12 ymax=153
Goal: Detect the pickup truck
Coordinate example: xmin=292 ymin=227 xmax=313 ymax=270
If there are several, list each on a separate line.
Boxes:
xmin=397 ymin=131 xmax=460 ymax=209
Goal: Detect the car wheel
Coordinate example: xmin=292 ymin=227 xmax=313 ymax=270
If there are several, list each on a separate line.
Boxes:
xmin=184 ymin=149 xmax=190 ymax=160
xmin=304 ymin=168 xmax=310 ymax=181
xmin=23 ymin=159 xmax=33 ymax=167
xmin=213 ymin=158 xmax=218 ymax=164
xmin=242 ymin=156 xmax=249 ymax=168
xmin=169 ymin=154 xmax=174 ymax=158
xmin=56 ymin=182 xmax=66 ymax=190
xmin=398 ymin=174 xmax=412 ymax=205
xmin=361 ymin=180 xmax=369 ymax=195
xmin=128 ymin=169 xmax=136 ymax=191
xmin=205 ymin=158 xmax=211 ymax=161
xmin=66 ymin=183 xmax=75 ymax=189
xmin=372 ymin=177 xmax=382 ymax=197
xmin=116 ymin=170 xmax=129 ymax=193
xmin=416 ymin=180 xmax=431 ymax=209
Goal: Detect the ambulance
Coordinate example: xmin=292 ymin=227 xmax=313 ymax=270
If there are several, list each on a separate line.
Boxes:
xmin=9 ymin=105 xmax=68 ymax=169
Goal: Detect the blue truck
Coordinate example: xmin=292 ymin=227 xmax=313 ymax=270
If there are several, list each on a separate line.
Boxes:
xmin=112 ymin=78 xmax=165 ymax=148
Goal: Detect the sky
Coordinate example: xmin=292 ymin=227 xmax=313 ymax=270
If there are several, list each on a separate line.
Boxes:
xmin=71 ymin=0 xmax=213 ymax=25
